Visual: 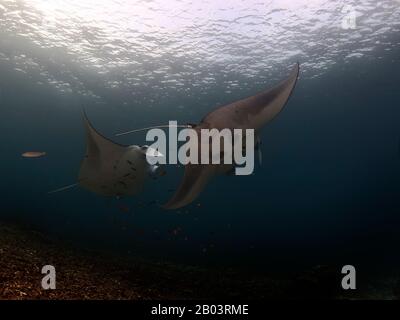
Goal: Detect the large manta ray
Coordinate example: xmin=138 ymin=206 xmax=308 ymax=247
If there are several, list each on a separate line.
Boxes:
xmin=163 ymin=62 xmax=300 ymax=209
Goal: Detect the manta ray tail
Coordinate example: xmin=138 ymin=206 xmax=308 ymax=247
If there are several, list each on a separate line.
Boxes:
xmin=115 ymin=124 xmax=192 ymax=137
xmin=47 ymin=182 xmax=79 ymax=194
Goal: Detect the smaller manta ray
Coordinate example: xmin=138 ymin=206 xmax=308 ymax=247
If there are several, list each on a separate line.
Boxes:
xmin=48 ymin=113 xmax=164 ymax=197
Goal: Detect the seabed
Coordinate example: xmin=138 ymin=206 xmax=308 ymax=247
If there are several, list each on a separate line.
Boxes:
xmin=0 ymin=221 xmax=397 ymax=300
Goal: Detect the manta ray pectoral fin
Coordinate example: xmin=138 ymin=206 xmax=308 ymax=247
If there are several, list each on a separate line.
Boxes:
xmin=233 ymin=62 xmax=299 ymax=129
xmin=259 ymin=62 xmax=299 ymax=124
xmin=82 ymin=111 xmax=127 ymax=157
xmin=163 ymin=164 xmax=217 ymax=210
xmin=83 ymin=111 xmax=100 ymax=157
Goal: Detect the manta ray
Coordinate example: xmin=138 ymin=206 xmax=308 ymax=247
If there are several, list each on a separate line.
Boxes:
xmin=49 ymin=113 xmax=164 ymax=196
xmin=163 ymin=62 xmax=300 ymax=209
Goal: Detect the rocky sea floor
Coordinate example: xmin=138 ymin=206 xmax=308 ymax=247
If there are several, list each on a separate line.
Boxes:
xmin=0 ymin=221 xmax=398 ymax=300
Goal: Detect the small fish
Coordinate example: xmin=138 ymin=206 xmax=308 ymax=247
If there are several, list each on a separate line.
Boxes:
xmin=123 ymin=173 xmax=131 ymax=177
xmin=127 ymin=160 xmax=133 ymax=165
xmin=22 ymin=151 xmax=46 ymax=158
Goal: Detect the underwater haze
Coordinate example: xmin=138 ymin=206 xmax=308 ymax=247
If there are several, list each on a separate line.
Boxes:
xmin=1 ymin=0 xmax=400 ymax=272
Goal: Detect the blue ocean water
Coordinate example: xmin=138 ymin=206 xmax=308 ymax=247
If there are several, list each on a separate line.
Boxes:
xmin=0 ymin=0 xmax=399 ymax=272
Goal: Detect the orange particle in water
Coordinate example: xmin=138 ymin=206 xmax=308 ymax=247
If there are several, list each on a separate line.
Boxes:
xmin=22 ymin=151 xmax=46 ymax=158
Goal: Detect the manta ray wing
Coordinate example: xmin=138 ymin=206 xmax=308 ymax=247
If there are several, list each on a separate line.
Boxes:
xmin=163 ymin=164 xmax=219 ymax=210
xmin=199 ymin=62 xmax=300 ymax=130
xmin=79 ymin=112 xmax=140 ymax=196
xmin=82 ymin=111 xmax=127 ymax=162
